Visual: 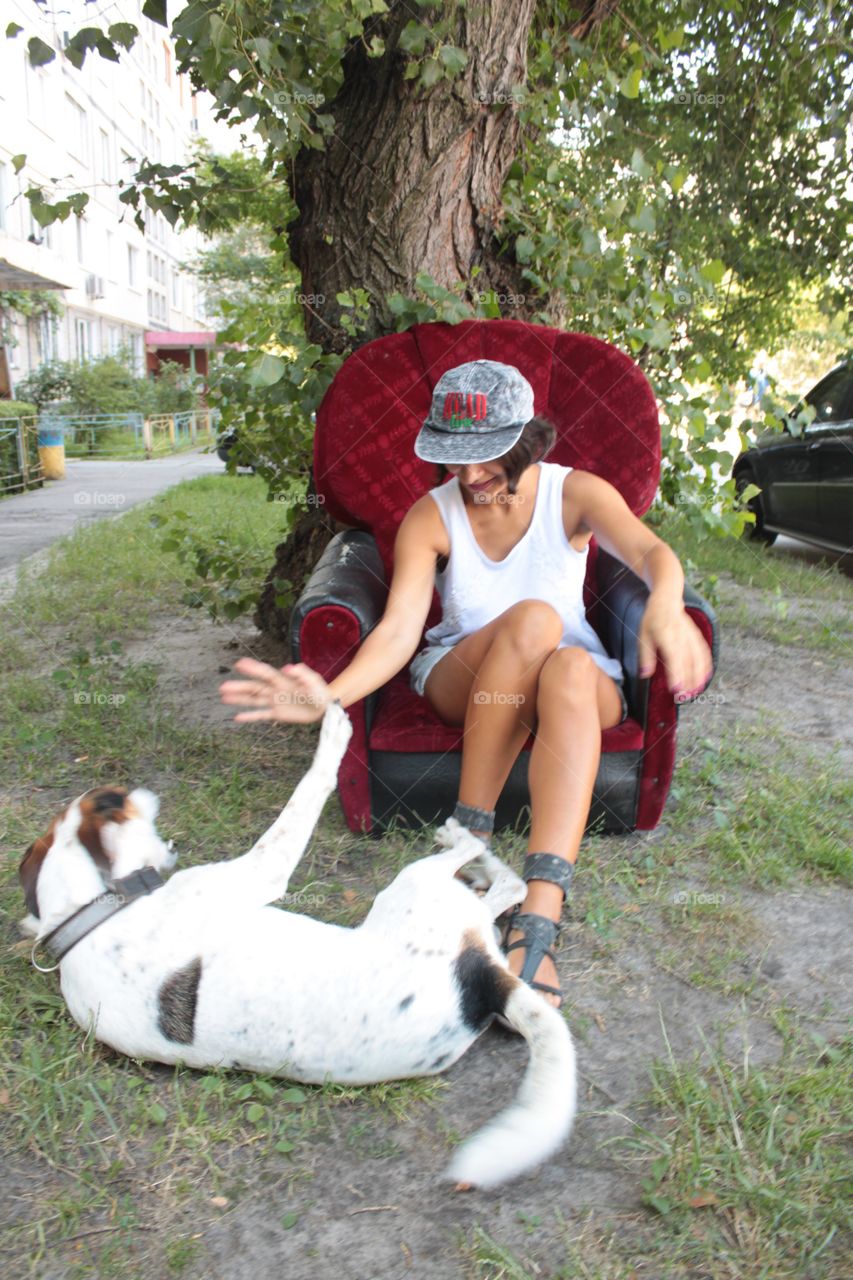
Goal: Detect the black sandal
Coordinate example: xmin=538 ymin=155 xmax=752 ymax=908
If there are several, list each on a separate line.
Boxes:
xmin=452 ymin=801 xmax=495 ymax=843
xmin=502 ymin=854 xmax=575 ymax=1009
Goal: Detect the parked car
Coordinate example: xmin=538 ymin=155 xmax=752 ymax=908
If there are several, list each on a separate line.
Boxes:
xmin=733 ymin=358 xmax=853 ymax=553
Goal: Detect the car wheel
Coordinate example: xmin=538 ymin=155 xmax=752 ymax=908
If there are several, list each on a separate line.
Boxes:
xmin=736 ymin=467 xmax=777 ymax=545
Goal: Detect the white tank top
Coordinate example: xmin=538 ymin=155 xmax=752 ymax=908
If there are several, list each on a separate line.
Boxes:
xmin=424 ymin=462 xmax=623 ymax=683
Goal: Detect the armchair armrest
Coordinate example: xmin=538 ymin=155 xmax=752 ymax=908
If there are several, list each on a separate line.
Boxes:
xmin=290 ymin=529 xmax=388 ymax=733
xmin=595 ymin=549 xmax=719 ymax=718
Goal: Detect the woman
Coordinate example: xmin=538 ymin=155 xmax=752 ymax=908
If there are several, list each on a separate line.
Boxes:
xmin=220 ymin=359 xmax=713 ymax=1009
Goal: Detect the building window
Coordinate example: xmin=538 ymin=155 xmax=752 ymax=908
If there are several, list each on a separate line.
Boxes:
xmin=75 ymin=316 xmax=91 ymax=362
xmin=127 ymin=244 xmax=138 ymax=286
xmin=0 ymin=161 xmax=7 ymax=231
xmin=75 ymin=215 xmax=86 ymax=264
xmin=66 ymin=94 xmax=89 ymax=164
xmin=163 ymin=42 xmax=171 ymax=85
xmin=99 ymin=129 xmax=111 ymax=185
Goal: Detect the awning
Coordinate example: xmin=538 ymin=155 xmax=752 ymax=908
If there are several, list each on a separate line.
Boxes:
xmin=0 ymin=256 xmax=73 ymax=291
xmin=145 ymin=330 xmax=218 ymax=347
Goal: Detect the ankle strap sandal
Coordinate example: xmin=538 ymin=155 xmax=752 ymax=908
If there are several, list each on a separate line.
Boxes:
xmin=452 ymin=801 xmax=495 ymax=840
xmin=501 ymin=852 xmax=575 ymax=1008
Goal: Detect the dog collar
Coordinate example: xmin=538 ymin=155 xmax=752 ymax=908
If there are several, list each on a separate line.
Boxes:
xmin=33 ymin=867 xmax=165 ymax=969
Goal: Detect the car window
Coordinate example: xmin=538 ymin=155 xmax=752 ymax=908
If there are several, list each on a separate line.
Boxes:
xmin=804 ymin=369 xmax=853 ymax=424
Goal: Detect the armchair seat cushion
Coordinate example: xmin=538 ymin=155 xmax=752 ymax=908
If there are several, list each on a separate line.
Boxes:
xmin=368 ymin=670 xmax=645 ymax=754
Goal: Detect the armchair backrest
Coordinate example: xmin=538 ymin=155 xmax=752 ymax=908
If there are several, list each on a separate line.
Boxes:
xmin=314 ymin=319 xmax=661 ymax=582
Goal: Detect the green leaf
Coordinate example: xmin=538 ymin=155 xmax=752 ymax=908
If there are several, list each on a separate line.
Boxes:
xmin=336 ymin=291 xmax=354 ymax=307
xmin=619 ymin=67 xmax=642 ymax=99
xmin=108 ymin=23 xmax=138 ymax=50
xmin=6 ymin=22 xmax=23 ymax=38
xmin=439 ymin=45 xmax=467 ymax=75
xmin=247 ymin=1103 xmax=265 ymax=1123
xmin=631 ymin=148 xmax=652 ymax=179
xmin=399 ymin=21 xmax=430 ymax=55
xmin=419 ymin=59 xmax=443 ymax=88
xmin=699 ymin=258 xmax=726 ymax=284
xmin=141 ymin=0 xmax=168 ymax=26
xmin=247 ymin=353 xmax=286 ymax=388
xmin=11 ymin=154 xmax=26 ymax=175
xmin=275 ymin=1139 xmax=294 ymax=1154
xmin=280 ymin=1087 xmax=306 ymax=1105
xmin=281 ymin=1211 xmax=299 ymax=1229
xmin=27 ymin=36 xmax=55 ymax=67
xmin=515 ymin=235 xmax=535 ymax=262
xmin=147 ymin=1102 xmax=168 ymax=1124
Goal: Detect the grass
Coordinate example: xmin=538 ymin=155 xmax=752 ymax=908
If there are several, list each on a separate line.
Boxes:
xmin=1 ymin=476 xmax=851 ymax=1277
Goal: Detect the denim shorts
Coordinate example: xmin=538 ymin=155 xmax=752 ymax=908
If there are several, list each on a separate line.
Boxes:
xmin=409 ymin=644 xmax=629 ymax=723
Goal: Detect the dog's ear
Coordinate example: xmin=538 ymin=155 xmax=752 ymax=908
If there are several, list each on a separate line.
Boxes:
xmin=76 ymin=788 xmax=130 ymax=875
xmin=19 ymin=821 xmax=59 ymax=919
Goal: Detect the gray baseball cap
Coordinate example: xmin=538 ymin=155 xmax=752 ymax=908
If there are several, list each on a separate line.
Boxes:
xmin=414 ymin=359 xmax=535 ymax=463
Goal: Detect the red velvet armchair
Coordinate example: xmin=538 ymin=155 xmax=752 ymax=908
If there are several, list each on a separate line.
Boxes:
xmin=291 ymin=319 xmax=718 ymax=835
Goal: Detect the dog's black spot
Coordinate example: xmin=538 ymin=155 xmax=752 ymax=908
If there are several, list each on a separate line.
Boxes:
xmin=398 ymin=994 xmax=415 ymax=1012
xmin=453 ymin=940 xmax=514 ymax=1033
xmin=92 ymin=789 xmax=127 ymax=815
xmin=429 ymin=1024 xmax=453 ymax=1044
xmin=430 ymin=1051 xmax=451 ymax=1070
xmin=157 ymin=957 xmax=202 ymax=1045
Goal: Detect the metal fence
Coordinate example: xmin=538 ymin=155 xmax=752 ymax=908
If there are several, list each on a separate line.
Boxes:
xmin=0 ymin=417 xmax=43 ymax=495
xmin=0 ymin=409 xmax=223 ymax=496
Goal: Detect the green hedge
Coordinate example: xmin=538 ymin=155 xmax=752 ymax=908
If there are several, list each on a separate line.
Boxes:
xmin=0 ymin=401 xmax=38 ymax=419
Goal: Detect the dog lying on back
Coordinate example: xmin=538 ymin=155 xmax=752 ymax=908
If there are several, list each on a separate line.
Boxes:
xmin=19 ymin=701 xmax=576 ymax=1188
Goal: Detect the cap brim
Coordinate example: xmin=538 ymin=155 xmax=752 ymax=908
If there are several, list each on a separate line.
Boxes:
xmin=414 ymin=421 xmax=526 ymax=464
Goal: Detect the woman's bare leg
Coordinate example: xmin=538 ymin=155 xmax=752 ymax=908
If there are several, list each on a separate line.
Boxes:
xmin=424 ymin=601 xmax=563 ymax=834
xmin=505 ymin=649 xmax=624 ymax=1003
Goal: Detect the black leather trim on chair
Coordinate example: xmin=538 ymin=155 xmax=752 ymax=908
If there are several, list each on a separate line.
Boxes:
xmin=595 ymin=550 xmax=652 ymax=721
xmin=594 ymin=550 xmax=719 ymax=714
xmin=368 ymin=747 xmax=642 ymax=836
xmin=290 ymin=529 xmax=387 ymax=640
xmin=290 ymin=529 xmax=387 ymax=732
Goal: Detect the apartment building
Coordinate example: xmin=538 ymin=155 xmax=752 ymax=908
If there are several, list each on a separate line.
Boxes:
xmin=0 ymin=0 xmax=233 ymax=395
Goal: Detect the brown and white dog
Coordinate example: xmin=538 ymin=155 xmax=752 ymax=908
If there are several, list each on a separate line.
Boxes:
xmin=19 ymin=701 xmax=576 ymax=1188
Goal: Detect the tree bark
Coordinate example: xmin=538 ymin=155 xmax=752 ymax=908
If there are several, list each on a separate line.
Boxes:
xmin=288 ymin=0 xmax=542 ymax=352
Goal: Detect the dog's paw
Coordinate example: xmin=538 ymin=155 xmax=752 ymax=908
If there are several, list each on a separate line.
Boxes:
xmin=18 ymin=913 xmax=40 ymax=938
xmin=434 ymin=816 xmax=466 ymax=848
xmin=317 ymin=699 xmax=353 ymax=763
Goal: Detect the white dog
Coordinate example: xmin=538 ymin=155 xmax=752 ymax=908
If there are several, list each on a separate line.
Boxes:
xmin=19 ymin=701 xmax=576 ymax=1188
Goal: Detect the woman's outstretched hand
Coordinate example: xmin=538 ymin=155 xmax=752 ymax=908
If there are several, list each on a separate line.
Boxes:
xmin=219 ymin=658 xmax=332 ymax=724
xmin=637 ymin=598 xmax=713 ymax=701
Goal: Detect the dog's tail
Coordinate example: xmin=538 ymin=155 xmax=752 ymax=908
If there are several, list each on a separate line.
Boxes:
xmin=445 ymin=977 xmax=576 ymax=1189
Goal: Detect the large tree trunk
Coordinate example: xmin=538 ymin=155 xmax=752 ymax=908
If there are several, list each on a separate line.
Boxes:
xmin=256 ymin=0 xmax=614 ymax=640
xmin=288 ymin=0 xmax=542 ymax=352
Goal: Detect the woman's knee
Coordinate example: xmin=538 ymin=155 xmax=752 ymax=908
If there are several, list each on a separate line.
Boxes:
xmin=489 ymin=600 xmax=563 ymax=666
xmin=537 ymin=647 xmax=599 ymax=707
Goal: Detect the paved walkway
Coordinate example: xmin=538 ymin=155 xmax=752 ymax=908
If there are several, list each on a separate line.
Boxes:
xmin=0 ymin=450 xmax=223 ymax=574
